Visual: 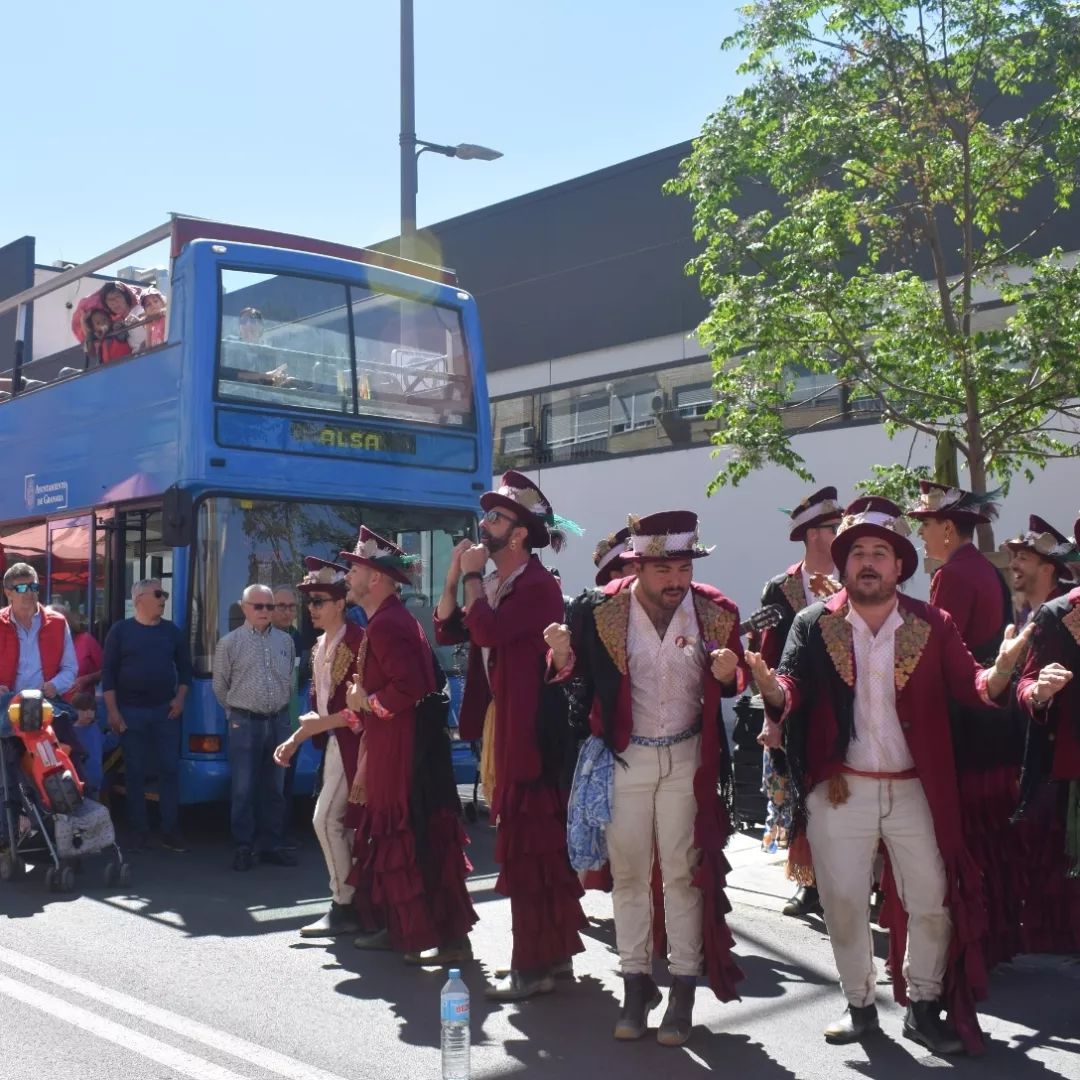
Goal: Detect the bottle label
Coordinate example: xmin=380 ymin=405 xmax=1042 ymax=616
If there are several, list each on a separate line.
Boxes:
xmin=441 ymin=994 xmax=470 ymax=1023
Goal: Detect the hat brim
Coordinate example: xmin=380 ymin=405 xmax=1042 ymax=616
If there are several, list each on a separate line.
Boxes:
xmin=831 ymin=524 xmax=918 ymax=583
xmin=789 ymin=512 xmax=843 ymax=543
xmin=594 ymin=558 xmax=628 ymax=587
xmin=479 ymin=492 xmax=550 ymax=549
xmin=908 ymin=509 xmax=991 ymax=527
xmin=1005 ymin=538 xmax=1075 ymax=573
xmin=296 ymin=581 xmax=347 ymax=597
xmin=622 ymin=546 xmax=713 ymax=563
xmin=337 ymin=552 xmax=414 ymax=586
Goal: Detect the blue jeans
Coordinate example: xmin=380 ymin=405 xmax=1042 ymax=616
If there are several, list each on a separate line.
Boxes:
xmin=228 ymin=708 xmax=290 ymax=851
xmin=120 ymin=705 xmax=181 ymax=834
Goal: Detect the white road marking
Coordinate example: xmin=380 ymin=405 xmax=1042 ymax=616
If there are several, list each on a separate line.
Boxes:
xmin=0 ymin=972 xmax=253 ymax=1080
xmin=0 ymin=945 xmax=353 ymax=1080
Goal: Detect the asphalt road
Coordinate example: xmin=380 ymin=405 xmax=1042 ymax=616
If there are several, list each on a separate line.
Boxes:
xmin=1 ymin=800 xmax=1077 ymax=1080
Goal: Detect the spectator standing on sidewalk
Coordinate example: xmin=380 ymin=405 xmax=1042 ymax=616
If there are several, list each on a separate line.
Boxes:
xmin=214 ymin=584 xmax=296 ymax=871
xmin=102 ymin=579 xmax=191 ymax=852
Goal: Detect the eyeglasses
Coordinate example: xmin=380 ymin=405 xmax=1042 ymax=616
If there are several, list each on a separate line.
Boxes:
xmin=306 ymin=597 xmax=332 ymax=609
xmin=8 ymin=582 xmax=40 ymax=594
xmin=247 ymin=603 xmax=274 ymax=612
xmin=274 ymin=602 xmax=297 ymax=611
xmin=138 ymin=589 xmax=169 ymax=601
xmin=482 ymin=509 xmax=518 ymax=527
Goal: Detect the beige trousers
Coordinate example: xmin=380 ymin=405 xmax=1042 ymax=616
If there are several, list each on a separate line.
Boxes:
xmin=605 ymin=734 xmax=703 ymax=977
xmin=312 ymin=736 xmax=355 ymax=904
xmin=806 ymin=774 xmax=951 ymax=1006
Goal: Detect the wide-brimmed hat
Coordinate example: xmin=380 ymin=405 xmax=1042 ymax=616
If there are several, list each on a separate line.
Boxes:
xmin=593 ymin=526 xmax=632 ymax=586
xmin=831 ymin=496 xmax=918 ymax=583
xmin=785 ymin=486 xmax=843 ymax=542
xmin=623 ymin=510 xmax=713 ymax=562
xmin=479 ymin=470 xmax=581 ymax=552
xmin=297 ymin=556 xmax=348 ymax=597
xmin=1005 ymin=515 xmax=1079 ymax=574
xmin=339 ymin=527 xmax=418 ymax=586
xmin=907 ymin=481 xmax=1000 ymax=528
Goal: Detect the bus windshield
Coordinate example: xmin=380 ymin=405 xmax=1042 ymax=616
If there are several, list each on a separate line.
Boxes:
xmin=189 ymin=496 xmax=474 ymax=675
xmin=218 ymin=268 xmax=475 ymax=428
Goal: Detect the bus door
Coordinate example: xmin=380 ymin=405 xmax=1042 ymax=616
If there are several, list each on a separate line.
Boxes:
xmin=110 ymin=506 xmax=173 ymax=622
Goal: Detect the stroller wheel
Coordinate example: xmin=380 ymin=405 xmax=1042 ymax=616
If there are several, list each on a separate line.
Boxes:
xmin=463 ymin=802 xmax=478 ymax=824
xmin=59 ymin=866 xmax=76 ymax=893
xmin=118 ymin=863 xmax=132 ymax=886
xmin=44 ymin=866 xmax=58 ymax=891
xmin=1 ymin=852 xmax=26 ymax=882
xmin=103 ymin=862 xmax=117 ymax=887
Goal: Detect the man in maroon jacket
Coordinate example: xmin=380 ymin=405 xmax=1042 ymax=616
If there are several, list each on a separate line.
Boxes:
xmin=750 ymin=496 xmax=1040 ymax=1056
xmin=337 ymin=527 xmax=477 ymax=962
xmin=435 ymin=471 xmax=586 ymax=1002
xmin=547 ymin=510 xmax=748 ymax=1047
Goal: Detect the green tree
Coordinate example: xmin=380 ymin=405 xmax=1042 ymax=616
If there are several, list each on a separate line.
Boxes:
xmin=669 ymin=0 xmax=1080 ymax=541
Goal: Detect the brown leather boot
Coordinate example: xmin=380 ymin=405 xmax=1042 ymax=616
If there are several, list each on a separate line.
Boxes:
xmin=613 ymin=974 xmax=662 ymax=1040
xmin=656 ymin=976 xmax=696 ymax=1046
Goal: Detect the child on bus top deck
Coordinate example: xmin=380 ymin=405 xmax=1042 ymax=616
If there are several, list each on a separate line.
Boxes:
xmin=101 ymin=280 xmax=146 ymax=354
xmin=84 ymin=308 xmax=132 ymax=366
xmin=138 ymin=287 xmax=167 ymax=349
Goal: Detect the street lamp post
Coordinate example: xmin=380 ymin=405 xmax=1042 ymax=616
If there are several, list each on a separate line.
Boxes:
xmin=399 ymin=0 xmax=502 ymax=259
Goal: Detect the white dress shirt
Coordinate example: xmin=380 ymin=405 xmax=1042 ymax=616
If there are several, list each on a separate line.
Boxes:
xmin=844 ymin=602 xmax=915 ymax=773
xmin=628 ymin=584 xmax=705 ymax=739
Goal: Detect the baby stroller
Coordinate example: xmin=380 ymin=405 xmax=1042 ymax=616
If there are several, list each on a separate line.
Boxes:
xmin=0 ymin=690 xmax=130 ymax=892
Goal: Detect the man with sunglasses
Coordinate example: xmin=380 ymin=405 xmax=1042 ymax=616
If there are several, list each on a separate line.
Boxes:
xmin=0 ymin=563 xmax=78 ymax=704
xmin=102 ymin=579 xmax=192 ymax=852
xmin=214 ymin=584 xmax=296 ymax=871
xmin=435 ymin=470 xmax=586 ymax=1002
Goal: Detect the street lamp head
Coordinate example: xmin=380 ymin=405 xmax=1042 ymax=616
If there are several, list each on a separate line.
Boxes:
xmin=453 ymin=143 xmax=503 ymax=161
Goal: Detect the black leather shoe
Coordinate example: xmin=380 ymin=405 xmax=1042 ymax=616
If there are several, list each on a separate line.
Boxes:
xmin=259 ymin=848 xmax=298 ymax=867
xmin=824 ymin=1003 xmax=880 ymax=1044
xmin=613 ymin=974 xmax=662 ymax=1040
xmin=783 ymin=885 xmax=823 ymax=917
xmin=232 ymin=848 xmax=256 ymax=872
xmin=903 ymin=1000 xmax=965 ymax=1056
xmin=656 ymin=976 xmax=696 ymax=1046
xmin=299 ymin=902 xmax=360 ymax=938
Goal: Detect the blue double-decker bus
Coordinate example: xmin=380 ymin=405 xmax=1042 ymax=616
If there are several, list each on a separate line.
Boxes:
xmin=0 ymin=215 xmax=489 ymax=802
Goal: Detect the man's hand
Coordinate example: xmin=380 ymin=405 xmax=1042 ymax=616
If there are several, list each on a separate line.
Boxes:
xmin=167 ymin=696 xmax=184 ymax=720
xmin=758 ymin=715 xmax=782 ymax=749
xmin=446 ymin=539 xmax=473 ymax=588
xmin=1031 ymin=662 xmax=1073 ymax=707
xmin=459 ymin=544 xmax=489 ymax=575
xmin=274 ymin=735 xmax=299 ymax=767
xmin=993 ymin=622 xmax=1034 ymax=677
xmin=544 ymin=623 xmax=572 ymax=670
xmin=345 ymin=676 xmax=369 ymax=713
xmin=107 ymin=711 xmax=127 ymax=735
xmin=745 ymin=650 xmax=785 ymax=709
xmin=41 ymin=681 xmax=58 ymax=699
xmin=709 ymin=647 xmax=739 ymax=686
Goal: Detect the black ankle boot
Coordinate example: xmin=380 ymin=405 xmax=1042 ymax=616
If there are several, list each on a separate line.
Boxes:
xmin=783 ymin=884 xmax=822 ymax=917
xmin=903 ymin=1000 xmax=965 ymax=1056
xmin=656 ymin=976 xmax=696 ymax=1046
xmin=613 ymin=974 xmax=662 ymax=1040
xmin=823 ymin=1003 xmax=879 ymax=1044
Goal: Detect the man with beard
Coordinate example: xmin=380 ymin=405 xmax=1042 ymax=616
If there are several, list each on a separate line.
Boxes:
xmin=435 ymin=471 xmax=586 ymax=1001
xmin=546 ymin=511 xmax=747 ymax=1047
xmin=909 ymin=482 xmax=1021 ymax=967
xmin=1010 ymin=515 xmax=1080 ymax=953
xmin=274 ymin=559 xmax=365 ymax=938
xmin=329 ymin=527 xmax=477 ymax=963
xmin=750 ymin=486 xmax=843 ymax=915
xmin=750 ymin=496 xmax=1040 ymax=1055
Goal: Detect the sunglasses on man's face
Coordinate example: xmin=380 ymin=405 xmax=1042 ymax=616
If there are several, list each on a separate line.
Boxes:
xmin=247 ymin=603 xmax=274 ymax=612
xmin=274 ymin=602 xmax=297 ymax=611
xmin=306 ymin=597 xmax=332 ymax=609
xmin=482 ymin=509 xmax=518 ymax=527
xmin=139 ymin=589 xmax=169 ymax=600
xmin=8 ymin=582 xmax=40 ymax=594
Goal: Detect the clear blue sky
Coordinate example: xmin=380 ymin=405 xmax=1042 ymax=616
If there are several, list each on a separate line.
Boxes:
xmin=2 ymin=1 xmax=747 ymax=265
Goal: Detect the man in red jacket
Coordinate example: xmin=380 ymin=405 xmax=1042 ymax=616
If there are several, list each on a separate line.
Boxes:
xmin=0 ymin=563 xmax=78 ymax=699
xmin=547 ymin=510 xmax=747 ymax=1047
xmin=750 ymin=497 xmax=1040 ymax=1056
xmin=435 ymin=471 xmax=586 ymax=1002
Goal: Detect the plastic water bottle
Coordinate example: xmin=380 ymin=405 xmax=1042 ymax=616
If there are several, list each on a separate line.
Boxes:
xmin=440 ymin=967 xmax=470 ymax=1080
